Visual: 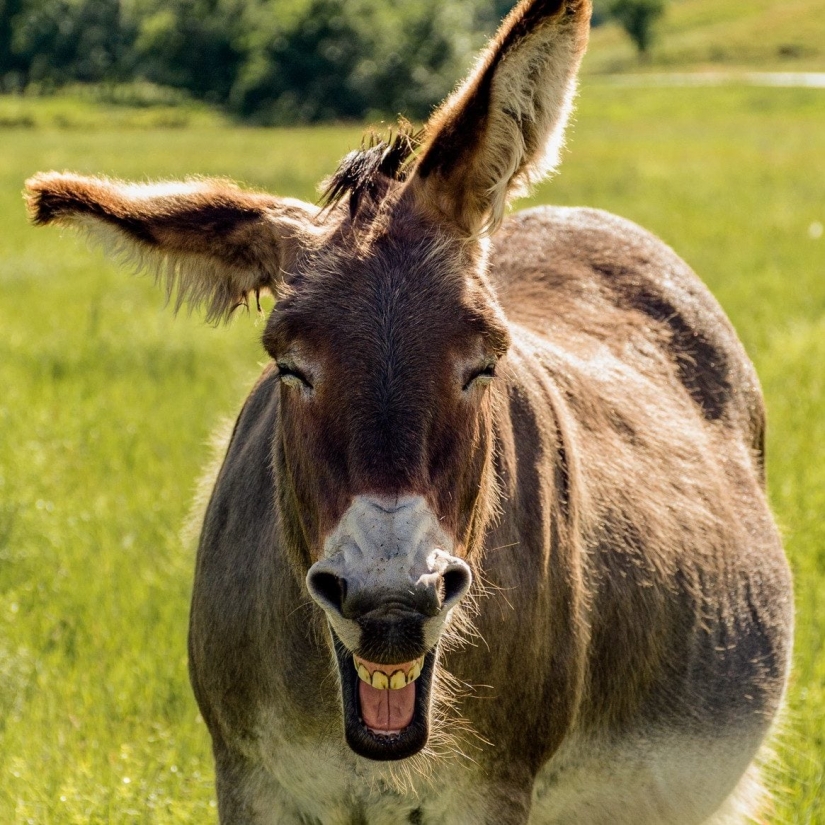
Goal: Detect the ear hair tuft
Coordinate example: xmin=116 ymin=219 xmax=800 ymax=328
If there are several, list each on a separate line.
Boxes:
xmin=320 ymin=121 xmax=424 ymax=219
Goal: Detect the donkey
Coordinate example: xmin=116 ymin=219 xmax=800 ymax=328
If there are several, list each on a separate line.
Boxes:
xmin=25 ymin=0 xmax=793 ymax=822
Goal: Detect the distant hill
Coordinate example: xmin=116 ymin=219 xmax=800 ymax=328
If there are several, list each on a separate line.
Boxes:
xmin=584 ymin=0 xmax=825 ymax=74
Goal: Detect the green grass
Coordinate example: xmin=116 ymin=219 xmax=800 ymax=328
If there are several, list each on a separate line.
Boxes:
xmin=0 ymin=85 xmax=228 ymax=131
xmin=1 ymin=84 xmax=823 ymax=822
xmin=585 ymin=0 xmax=825 ymax=73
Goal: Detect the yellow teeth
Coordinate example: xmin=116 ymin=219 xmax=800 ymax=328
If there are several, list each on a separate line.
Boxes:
xmin=353 ymin=655 xmax=425 ymax=690
xmin=408 ymin=659 xmax=422 ymax=682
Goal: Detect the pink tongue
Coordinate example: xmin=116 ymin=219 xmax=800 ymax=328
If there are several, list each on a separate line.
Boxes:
xmin=359 ymin=680 xmax=416 ymax=734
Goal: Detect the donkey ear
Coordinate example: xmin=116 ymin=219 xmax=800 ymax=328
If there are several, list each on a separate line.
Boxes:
xmin=25 ymin=172 xmax=319 ymax=323
xmin=411 ymin=0 xmax=591 ymax=236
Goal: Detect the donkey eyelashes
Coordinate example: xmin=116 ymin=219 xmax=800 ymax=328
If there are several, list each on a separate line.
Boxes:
xmin=462 ymin=362 xmax=497 ymax=392
xmin=276 ymin=362 xmax=314 ymax=390
xmin=276 ymin=355 xmax=495 ymax=393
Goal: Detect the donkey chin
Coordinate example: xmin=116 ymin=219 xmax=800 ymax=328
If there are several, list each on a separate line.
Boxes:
xmin=305 ymin=494 xmax=472 ymax=761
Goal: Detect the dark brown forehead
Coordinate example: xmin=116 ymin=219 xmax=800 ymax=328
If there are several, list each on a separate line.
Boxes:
xmin=264 ymin=219 xmax=509 ymax=361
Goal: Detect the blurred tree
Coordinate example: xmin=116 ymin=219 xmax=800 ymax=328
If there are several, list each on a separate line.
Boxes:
xmin=0 ymin=0 xmax=26 ymax=89
xmin=229 ymin=0 xmax=483 ymax=124
xmin=608 ymin=0 xmax=667 ymax=55
xmin=0 ymin=0 xmax=535 ymax=121
xmin=11 ymin=0 xmax=130 ymax=85
xmin=346 ymin=0 xmax=480 ymax=121
xmin=230 ymin=0 xmax=363 ymax=122
xmin=590 ymin=0 xmax=610 ymax=27
xmin=127 ymin=0 xmax=245 ymax=103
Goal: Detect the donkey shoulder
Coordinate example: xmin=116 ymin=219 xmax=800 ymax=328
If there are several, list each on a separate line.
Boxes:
xmin=492 ymin=206 xmax=765 ymax=463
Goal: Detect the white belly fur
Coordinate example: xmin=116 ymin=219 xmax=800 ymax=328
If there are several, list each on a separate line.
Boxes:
xmin=244 ymin=708 xmax=768 ymax=824
xmin=529 ymin=731 xmax=768 ymax=825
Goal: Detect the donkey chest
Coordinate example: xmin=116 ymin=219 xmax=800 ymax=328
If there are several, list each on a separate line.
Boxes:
xmin=249 ymin=709 xmax=758 ymax=825
xmin=253 ymin=733 xmax=489 ymax=825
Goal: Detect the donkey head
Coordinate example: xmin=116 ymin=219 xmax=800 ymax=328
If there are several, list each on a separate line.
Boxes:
xmin=26 ymin=0 xmax=591 ymax=761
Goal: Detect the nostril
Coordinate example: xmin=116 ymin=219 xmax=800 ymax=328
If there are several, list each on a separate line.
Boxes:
xmin=307 ymin=570 xmax=347 ymax=614
xmin=442 ymin=563 xmax=472 ymax=608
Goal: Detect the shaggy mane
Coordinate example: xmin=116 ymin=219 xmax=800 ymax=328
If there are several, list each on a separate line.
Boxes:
xmin=320 ymin=122 xmax=424 ymax=218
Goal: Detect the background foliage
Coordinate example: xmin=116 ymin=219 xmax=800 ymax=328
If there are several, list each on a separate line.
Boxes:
xmin=606 ymin=0 xmax=666 ymax=54
xmin=585 ymin=0 xmax=825 ymax=74
xmin=4 ymin=0 xmax=823 ymax=121
xmin=0 ymin=0 xmax=516 ymax=122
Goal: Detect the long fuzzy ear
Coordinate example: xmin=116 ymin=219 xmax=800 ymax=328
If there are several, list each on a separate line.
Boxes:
xmin=25 ymin=172 xmax=319 ymax=323
xmin=411 ymin=0 xmax=591 ymax=236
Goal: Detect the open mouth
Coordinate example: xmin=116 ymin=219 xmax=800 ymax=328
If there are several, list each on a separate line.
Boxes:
xmin=333 ymin=634 xmax=436 ymax=761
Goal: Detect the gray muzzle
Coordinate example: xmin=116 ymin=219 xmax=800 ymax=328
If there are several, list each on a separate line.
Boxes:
xmin=306 ymin=494 xmax=472 ymax=656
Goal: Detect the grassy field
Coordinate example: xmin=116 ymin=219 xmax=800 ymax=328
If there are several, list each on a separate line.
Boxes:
xmin=0 ymin=82 xmax=823 ymax=822
xmin=0 ymin=85 xmax=228 ymax=131
xmin=585 ymin=0 xmax=825 ymax=74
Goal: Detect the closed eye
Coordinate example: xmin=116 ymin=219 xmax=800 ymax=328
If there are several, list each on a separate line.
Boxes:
xmin=277 ymin=362 xmax=314 ymax=389
xmin=462 ymin=362 xmax=496 ymax=391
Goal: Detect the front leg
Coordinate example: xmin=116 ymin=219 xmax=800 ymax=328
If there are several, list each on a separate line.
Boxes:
xmin=424 ymin=772 xmax=534 ymax=825
xmin=213 ymin=743 xmax=303 ymax=825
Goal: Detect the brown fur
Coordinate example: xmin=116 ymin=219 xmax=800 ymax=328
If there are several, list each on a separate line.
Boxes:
xmin=25 ymin=172 xmax=322 ymax=322
xmin=25 ymin=1 xmax=792 ymax=822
